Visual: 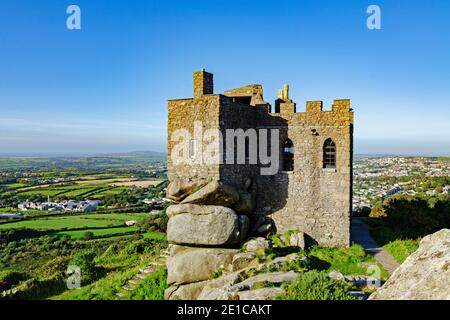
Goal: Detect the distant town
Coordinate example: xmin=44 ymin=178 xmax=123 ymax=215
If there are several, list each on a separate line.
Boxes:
xmin=353 ymin=156 xmax=450 ymax=210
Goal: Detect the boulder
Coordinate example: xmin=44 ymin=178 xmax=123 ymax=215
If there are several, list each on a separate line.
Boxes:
xmin=167 ymin=203 xmax=231 ymax=218
xmin=328 ymin=270 xmax=345 ymax=282
xmin=167 ymin=206 xmax=240 ymax=246
xmin=181 ymin=180 xmax=239 ymax=207
xmin=232 ymin=192 xmax=255 ymax=214
xmin=243 ymin=237 xmax=271 ymax=252
xmin=198 ymin=271 xmax=298 ymax=300
xmin=166 ymin=178 xmax=206 ymax=202
xmin=165 ymin=280 xmax=210 ymax=300
xmin=167 ymin=248 xmax=238 ymax=285
xmin=369 ymin=229 xmax=450 ymax=300
xmin=228 ymin=271 xmax=299 ymax=292
xmin=237 ymin=288 xmax=284 ymax=300
xmin=259 ymin=254 xmax=307 ymax=272
xmin=168 ymin=244 xmax=189 ymax=257
xmin=197 ymin=288 xmax=235 ymax=300
xmin=232 ymin=252 xmax=258 ymax=272
xmin=197 ymin=272 xmax=245 ymax=300
xmin=164 ymin=285 xmax=179 ymax=300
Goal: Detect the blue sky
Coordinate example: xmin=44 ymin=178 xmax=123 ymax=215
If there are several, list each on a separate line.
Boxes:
xmin=0 ymin=0 xmax=449 ymax=156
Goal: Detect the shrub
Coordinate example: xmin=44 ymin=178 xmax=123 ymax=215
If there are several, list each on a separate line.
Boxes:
xmin=269 ymin=233 xmax=286 ymax=248
xmin=40 ymin=256 xmax=71 ymax=279
xmin=69 ymin=250 xmax=99 ymax=285
xmin=82 ymin=231 xmax=95 ymax=240
xmin=121 ymin=239 xmax=147 ymax=255
xmin=0 ymin=270 xmax=27 ymax=291
xmin=369 ymin=205 xmax=386 ymax=218
xmin=137 ymin=212 xmax=169 ymax=233
xmin=277 ymin=271 xmax=355 ymax=300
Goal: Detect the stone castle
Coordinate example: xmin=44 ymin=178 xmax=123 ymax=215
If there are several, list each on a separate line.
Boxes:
xmin=167 ymin=70 xmax=353 ymax=247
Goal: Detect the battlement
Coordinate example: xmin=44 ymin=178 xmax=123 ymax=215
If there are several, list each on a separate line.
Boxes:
xmin=306 ymin=101 xmax=323 ymax=113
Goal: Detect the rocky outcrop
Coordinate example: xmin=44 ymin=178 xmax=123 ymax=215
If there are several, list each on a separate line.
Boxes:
xmin=166 ymin=178 xmax=207 ymax=202
xmin=243 ymin=237 xmax=271 ymax=252
xmin=181 ymin=180 xmax=239 ymax=207
xmin=167 ymin=248 xmax=238 ymax=285
xmin=231 ymin=252 xmax=258 ymax=272
xmin=369 ymin=229 xmax=450 ymax=300
xmin=167 ymin=205 xmax=240 ymax=246
xmin=198 ymin=271 xmax=299 ymax=300
xmin=237 ymin=288 xmax=284 ymax=300
xmin=165 ymin=280 xmax=210 ymax=300
xmin=165 ymin=178 xmax=297 ymax=300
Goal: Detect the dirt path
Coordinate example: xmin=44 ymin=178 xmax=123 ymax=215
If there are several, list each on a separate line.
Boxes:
xmin=351 ymin=218 xmax=400 ymax=274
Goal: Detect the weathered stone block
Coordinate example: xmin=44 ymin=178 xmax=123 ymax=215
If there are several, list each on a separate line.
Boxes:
xmin=232 ymin=252 xmax=258 ymax=272
xmin=181 ymin=180 xmax=239 ymax=207
xmin=167 ymin=248 xmax=238 ymax=285
xmin=167 ymin=206 xmax=240 ymax=246
xmin=165 ymin=280 xmax=210 ymax=300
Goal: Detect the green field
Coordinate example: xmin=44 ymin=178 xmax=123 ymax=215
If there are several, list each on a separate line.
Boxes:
xmin=0 ymin=183 xmax=28 ymax=189
xmin=91 ymin=187 xmax=128 ymax=198
xmin=49 ymin=226 xmax=139 ymax=239
xmin=19 ymin=189 xmax=70 ymax=197
xmin=0 ymin=213 xmax=151 ymax=231
xmin=49 ymin=228 xmax=165 ymax=240
xmin=15 ymin=184 xmax=128 ymax=199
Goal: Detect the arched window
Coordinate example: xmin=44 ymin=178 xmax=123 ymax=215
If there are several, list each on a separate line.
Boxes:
xmin=323 ymin=138 xmax=336 ymax=168
xmin=283 ymin=139 xmax=294 ymax=171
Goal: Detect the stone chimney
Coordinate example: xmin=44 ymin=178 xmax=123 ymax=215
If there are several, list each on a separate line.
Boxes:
xmin=193 ymin=69 xmax=213 ymax=98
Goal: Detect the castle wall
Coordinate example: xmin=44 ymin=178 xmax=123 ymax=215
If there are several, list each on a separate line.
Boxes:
xmin=167 ymin=95 xmax=222 ymax=184
xmin=218 ymin=95 xmax=258 ymax=189
xmin=167 ymin=71 xmax=353 ymax=247
xmin=255 ymin=100 xmax=353 ymax=246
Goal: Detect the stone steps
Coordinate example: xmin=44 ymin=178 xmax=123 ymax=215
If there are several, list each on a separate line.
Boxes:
xmin=140 ymin=266 xmax=156 ymax=274
xmin=115 ymin=251 xmax=168 ymax=298
xmin=122 ymin=284 xmax=135 ymax=291
xmin=135 ymin=273 xmax=148 ymax=280
xmin=128 ymin=278 xmax=141 ymax=285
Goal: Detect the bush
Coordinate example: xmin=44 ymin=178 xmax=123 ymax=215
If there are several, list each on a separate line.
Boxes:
xmin=121 ymin=239 xmax=147 ymax=255
xmin=369 ymin=205 xmax=386 ymax=218
xmin=82 ymin=231 xmax=95 ymax=240
xmin=137 ymin=212 xmax=169 ymax=233
xmin=0 ymin=270 xmax=27 ymax=291
xmin=277 ymin=271 xmax=355 ymax=300
xmin=370 ymin=196 xmax=450 ymax=238
xmin=69 ymin=250 xmax=99 ymax=285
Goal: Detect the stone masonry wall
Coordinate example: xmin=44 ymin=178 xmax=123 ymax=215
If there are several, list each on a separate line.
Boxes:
xmin=167 ymin=71 xmax=353 ymax=247
xmin=256 ymin=100 xmax=353 ymax=246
